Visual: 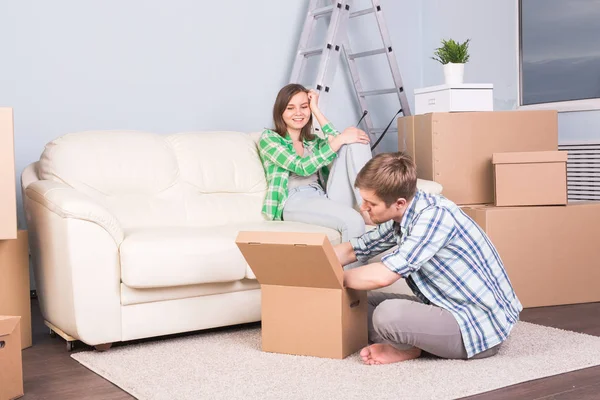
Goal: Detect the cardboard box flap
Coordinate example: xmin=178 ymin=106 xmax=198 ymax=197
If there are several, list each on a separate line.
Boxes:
xmin=235 ymin=231 xmax=344 ymax=289
xmin=0 ymin=316 xmax=20 ymax=337
xmin=493 ymin=151 xmax=567 ymax=165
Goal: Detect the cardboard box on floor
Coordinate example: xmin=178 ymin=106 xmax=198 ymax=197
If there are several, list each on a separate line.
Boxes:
xmin=398 ymin=110 xmax=558 ymax=205
xmin=0 ymin=231 xmax=32 ymax=349
xmin=462 ymin=202 xmax=600 ymax=308
xmin=0 ymin=107 xmax=17 ymax=240
xmin=0 ymin=316 xmax=24 ymax=400
xmin=492 ymin=151 xmax=568 ymax=207
xmin=236 ymin=231 xmax=367 ymax=359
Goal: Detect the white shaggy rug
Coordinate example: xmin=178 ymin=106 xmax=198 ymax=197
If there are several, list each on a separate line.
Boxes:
xmin=71 ymin=321 xmax=600 ymax=400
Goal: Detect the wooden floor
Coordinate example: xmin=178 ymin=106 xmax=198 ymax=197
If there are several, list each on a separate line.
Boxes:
xmin=21 ymin=299 xmax=600 ymax=400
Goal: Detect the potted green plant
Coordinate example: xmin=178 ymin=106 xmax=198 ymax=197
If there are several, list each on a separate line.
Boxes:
xmin=431 ymin=38 xmax=470 ymax=85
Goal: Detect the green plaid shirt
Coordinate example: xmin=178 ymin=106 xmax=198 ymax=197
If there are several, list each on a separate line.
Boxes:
xmin=258 ymin=123 xmax=339 ymax=220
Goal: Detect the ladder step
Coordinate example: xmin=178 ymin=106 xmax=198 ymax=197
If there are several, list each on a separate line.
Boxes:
xmin=369 ymin=128 xmax=398 ymax=135
xmin=311 ymin=5 xmax=334 ymax=18
xmin=300 ymin=46 xmax=324 ymax=57
xmin=348 ymin=48 xmax=387 ymax=59
xmin=350 ymin=8 xmax=375 ymax=18
xmin=359 ymin=88 xmax=398 ymax=97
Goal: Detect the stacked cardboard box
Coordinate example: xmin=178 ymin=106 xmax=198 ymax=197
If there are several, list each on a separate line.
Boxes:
xmin=398 ymin=110 xmax=600 ymax=308
xmin=491 ymin=150 xmax=568 ymax=207
xmin=0 ymin=316 xmax=24 ymax=400
xmin=0 ymin=231 xmax=31 ymax=349
xmin=0 ymin=108 xmax=17 ymax=240
xmin=0 ymin=108 xmax=32 ymax=351
xmin=397 ymin=110 xmax=559 ymax=205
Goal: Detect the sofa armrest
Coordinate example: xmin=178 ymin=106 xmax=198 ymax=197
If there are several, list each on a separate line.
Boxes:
xmin=25 ymin=180 xmax=124 ymax=245
xmin=24 ymin=179 xmax=123 ymax=345
xmin=417 ymin=179 xmax=443 ymax=195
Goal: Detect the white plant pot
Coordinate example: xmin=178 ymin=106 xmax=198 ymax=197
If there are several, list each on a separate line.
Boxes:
xmin=443 ymin=62 xmax=465 ymax=85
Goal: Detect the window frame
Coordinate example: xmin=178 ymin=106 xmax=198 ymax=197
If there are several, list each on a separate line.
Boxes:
xmin=516 ymin=0 xmax=600 ymax=112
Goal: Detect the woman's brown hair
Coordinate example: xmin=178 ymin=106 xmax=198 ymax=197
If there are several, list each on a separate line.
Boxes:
xmin=272 ymin=83 xmax=315 ymax=141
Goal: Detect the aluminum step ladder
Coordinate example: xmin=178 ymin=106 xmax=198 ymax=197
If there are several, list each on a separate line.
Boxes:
xmin=289 ymin=0 xmax=411 ymax=150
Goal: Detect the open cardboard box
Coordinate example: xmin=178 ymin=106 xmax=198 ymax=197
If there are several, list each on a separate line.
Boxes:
xmin=236 ymin=231 xmax=367 ymax=359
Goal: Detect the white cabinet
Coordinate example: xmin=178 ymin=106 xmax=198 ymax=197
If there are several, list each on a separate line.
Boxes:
xmin=414 ymin=84 xmax=493 ymax=115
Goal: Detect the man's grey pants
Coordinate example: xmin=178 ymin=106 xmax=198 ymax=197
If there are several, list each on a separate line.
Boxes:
xmin=369 ymin=292 xmax=501 ymax=359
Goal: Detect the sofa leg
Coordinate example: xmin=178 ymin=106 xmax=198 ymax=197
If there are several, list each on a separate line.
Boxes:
xmin=94 ymin=343 xmax=113 ymax=352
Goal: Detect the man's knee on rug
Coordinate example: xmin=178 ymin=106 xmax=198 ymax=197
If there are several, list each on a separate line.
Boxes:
xmin=371 ymin=299 xmax=418 ymax=348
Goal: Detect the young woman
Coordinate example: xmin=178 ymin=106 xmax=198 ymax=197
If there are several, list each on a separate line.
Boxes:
xmin=258 ymin=83 xmax=373 ymax=245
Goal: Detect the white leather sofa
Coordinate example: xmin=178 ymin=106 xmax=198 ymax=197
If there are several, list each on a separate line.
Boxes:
xmin=21 ymin=130 xmax=442 ymax=350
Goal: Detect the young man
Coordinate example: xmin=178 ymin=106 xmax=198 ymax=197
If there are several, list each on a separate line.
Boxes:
xmin=334 ymin=152 xmax=522 ymax=365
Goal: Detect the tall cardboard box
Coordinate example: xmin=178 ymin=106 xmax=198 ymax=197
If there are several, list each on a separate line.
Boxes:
xmin=0 ymin=231 xmax=32 ymax=349
xmin=462 ymin=202 xmax=600 ymax=308
xmin=236 ymin=232 xmax=367 ymax=359
xmin=492 ymin=151 xmax=568 ymax=207
xmin=0 ymin=316 xmax=24 ymax=400
xmin=398 ymin=110 xmax=558 ymax=205
xmin=0 ymin=108 xmax=17 ymax=240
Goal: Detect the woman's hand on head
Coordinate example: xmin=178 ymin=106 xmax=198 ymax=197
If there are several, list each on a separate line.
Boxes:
xmin=307 ymin=89 xmax=320 ymax=112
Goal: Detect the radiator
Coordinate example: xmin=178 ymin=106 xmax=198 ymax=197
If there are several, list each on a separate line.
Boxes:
xmin=559 ymin=141 xmax=600 ymax=201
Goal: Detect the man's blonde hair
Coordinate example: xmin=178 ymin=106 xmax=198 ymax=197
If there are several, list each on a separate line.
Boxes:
xmin=355 ymin=152 xmax=417 ymax=206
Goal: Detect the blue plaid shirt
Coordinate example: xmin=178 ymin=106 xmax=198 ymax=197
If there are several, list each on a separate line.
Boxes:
xmin=350 ymin=190 xmax=522 ymax=358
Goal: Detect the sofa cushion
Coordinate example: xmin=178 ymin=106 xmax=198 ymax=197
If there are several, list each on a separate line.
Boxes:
xmin=120 ymin=221 xmax=341 ymax=288
xmin=38 ymin=130 xmax=270 ymax=230
xmin=39 ymin=130 xmax=180 ymax=197
xmin=167 ymin=131 xmax=266 ymax=194
xmin=417 ymin=178 xmax=443 ymax=195
xmin=38 ymin=131 xmax=188 ymax=229
xmin=120 ymin=279 xmax=260 ymax=306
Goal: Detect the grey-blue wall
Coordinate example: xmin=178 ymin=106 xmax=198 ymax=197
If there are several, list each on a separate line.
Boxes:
xmin=0 ymin=0 xmax=421 ymax=229
xmin=1 ymin=0 xmax=598 ymax=231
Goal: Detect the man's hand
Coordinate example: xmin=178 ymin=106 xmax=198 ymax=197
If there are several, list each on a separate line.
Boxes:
xmin=334 ymin=242 xmax=357 ymax=268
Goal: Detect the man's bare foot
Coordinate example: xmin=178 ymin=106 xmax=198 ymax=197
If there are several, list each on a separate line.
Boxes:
xmin=360 ymin=344 xmax=421 ymax=365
